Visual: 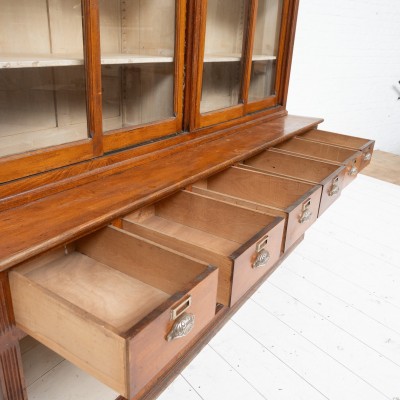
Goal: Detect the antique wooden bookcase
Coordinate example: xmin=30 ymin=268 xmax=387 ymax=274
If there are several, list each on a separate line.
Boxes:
xmin=0 ymin=1 xmax=374 ymax=399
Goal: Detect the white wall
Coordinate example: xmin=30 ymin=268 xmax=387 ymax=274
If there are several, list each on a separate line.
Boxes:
xmin=287 ymin=0 xmax=400 ymax=155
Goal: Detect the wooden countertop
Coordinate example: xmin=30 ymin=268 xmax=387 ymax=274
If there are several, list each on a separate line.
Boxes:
xmin=0 ymin=115 xmax=322 ymax=271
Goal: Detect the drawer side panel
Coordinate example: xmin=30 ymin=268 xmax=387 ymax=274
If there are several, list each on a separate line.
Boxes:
xmin=9 ymin=271 xmax=127 ymax=397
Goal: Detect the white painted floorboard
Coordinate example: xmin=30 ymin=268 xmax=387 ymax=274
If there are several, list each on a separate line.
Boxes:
xmin=19 ymin=175 xmax=400 ymax=400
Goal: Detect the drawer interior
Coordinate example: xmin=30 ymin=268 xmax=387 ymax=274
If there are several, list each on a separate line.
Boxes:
xmin=123 ymin=190 xmax=276 ymax=257
xmin=14 ymin=226 xmax=207 ymax=334
xmin=242 ymin=150 xmax=343 ymax=183
xmin=273 ymin=137 xmax=358 ymax=164
xmin=192 ymin=166 xmax=317 ymax=212
xmin=299 ymin=129 xmax=372 ymax=149
xmin=23 ymin=250 xmax=170 ymax=334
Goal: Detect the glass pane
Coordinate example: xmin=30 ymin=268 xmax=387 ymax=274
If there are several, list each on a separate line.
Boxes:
xmin=200 ymin=0 xmax=246 ymax=114
xmin=100 ymin=0 xmax=176 ymax=131
xmin=249 ymin=0 xmax=283 ymax=102
xmin=0 ymin=0 xmax=88 ymax=158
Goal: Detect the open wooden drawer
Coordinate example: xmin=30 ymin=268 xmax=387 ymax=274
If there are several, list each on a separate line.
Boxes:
xmin=272 ymin=137 xmax=363 ymax=187
xmin=240 ymin=150 xmax=346 ymax=216
xmin=122 ymin=190 xmax=285 ymax=307
xmin=298 ymin=129 xmax=375 ymax=171
xmin=190 ymin=167 xmax=322 ymax=252
xmin=9 ymin=226 xmax=218 ymax=399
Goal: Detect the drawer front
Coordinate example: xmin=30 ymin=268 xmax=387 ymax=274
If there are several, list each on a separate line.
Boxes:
xmin=318 ymin=167 xmax=346 ymax=216
xmin=342 ymin=151 xmax=363 ymax=187
xmin=299 ymin=129 xmax=375 ymax=172
xmin=128 ymin=267 xmax=218 ymax=398
xmin=285 ymin=186 xmax=322 ymax=250
xmin=229 ymin=219 xmax=285 ymax=305
xmin=360 ymin=142 xmax=375 ymax=170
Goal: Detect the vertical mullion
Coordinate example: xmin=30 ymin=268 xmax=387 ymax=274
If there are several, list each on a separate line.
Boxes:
xmin=280 ymin=0 xmax=300 ymax=107
xmin=174 ymin=0 xmax=186 ymax=129
xmin=275 ymin=0 xmax=292 ymax=105
xmin=241 ymin=0 xmax=258 ymax=105
xmin=82 ymin=0 xmax=103 ymax=157
xmin=192 ymin=0 xmax=208 ymax=130
xmin=183 ymin=0 xmax=196 ymax=131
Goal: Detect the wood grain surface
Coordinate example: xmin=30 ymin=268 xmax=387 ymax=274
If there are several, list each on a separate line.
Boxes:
xmin=0 ymin=115 xmax=322 ymax=271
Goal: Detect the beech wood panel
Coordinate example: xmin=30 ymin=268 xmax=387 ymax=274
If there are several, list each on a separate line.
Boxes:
xmin=121 ymin=190 xmax=284 ymax=305
xmin=191 ymin=166 xmax=321 ymax=251
xmin=0 ymin=115 xmax=322 ymax=271
xmin=241 ymin=150 xmax=346 ymax=216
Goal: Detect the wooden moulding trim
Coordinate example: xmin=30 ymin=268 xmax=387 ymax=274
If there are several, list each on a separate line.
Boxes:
xmin=198 ymin=105 xmax=245 ymax=129
xmin=0 ymin=140 xmax=94 ymax=184
xmin=103 ymin=119 xmax=180 ymax=153
xmin=245 ymin=96 xmax=277 ymax=114
xmin=117 ymin=234 xmax=304 ymax=400
xmin=1 ymin=111 xmax=298 ymax=209
xmin=0 ymin=115 xmax=323 ymax=271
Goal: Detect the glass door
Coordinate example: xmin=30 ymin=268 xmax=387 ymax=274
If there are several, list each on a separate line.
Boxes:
xmin=246 ymin=0 xmax=287 ymax=113
xmin=200 ymin=0 xmax=246 ymax=114
xmin=99 ymin=0 xmax=185 ymax=152
xmin=0 ymin=0 xmax=89 ymax=159
xmin=193 ymin=0 xmax=248 ymax=128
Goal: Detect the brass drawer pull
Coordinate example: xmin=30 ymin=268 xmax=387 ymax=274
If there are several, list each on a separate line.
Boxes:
xmin=166 ymin=313 xmax=195 ymax=342
xmin=349 ymin=165 xmax=358 ymax=176
xmin=299 ymin=198 xmax=312 ymax=224
xmin=253 ymin=248 xmax=270 ymax=269
xmin=328 ymin=176 xmax=340 ymax=197
xmin=363 ymin=152 xmax=372 ymax=161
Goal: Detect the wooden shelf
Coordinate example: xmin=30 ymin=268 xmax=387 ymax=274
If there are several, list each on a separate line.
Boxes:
xmin=204 ymin=54 xmax=241 ymax=62
xmin=252 ymin=55 xmax=276 ymax=61
xmin=101 ymin=54 xmax=174 ymax=65
xmin=0 ymin=55 xmax=84 ymax=69
xmin=203 ymin=54 xmax=276 ymax=63
xmin=0 ymin=54 xmax=176 ymax=69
